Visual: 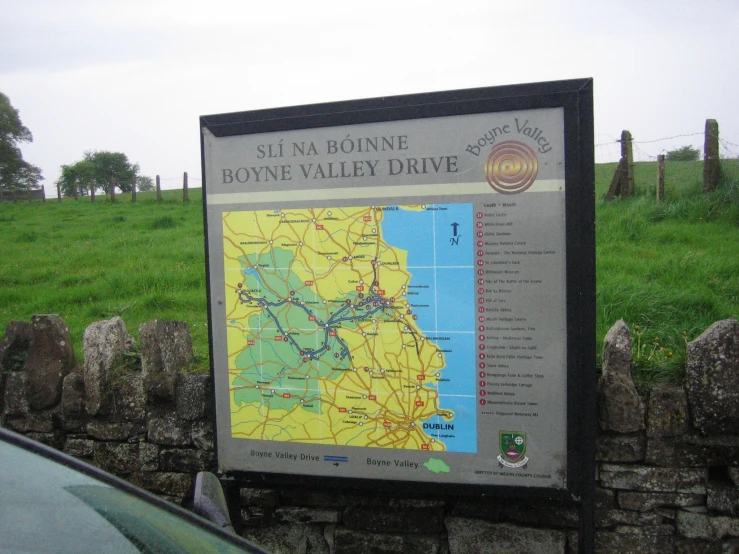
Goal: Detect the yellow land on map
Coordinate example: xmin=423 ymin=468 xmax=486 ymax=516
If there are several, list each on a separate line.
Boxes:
xmin=222 ymin=205 xmax=453 ymax=451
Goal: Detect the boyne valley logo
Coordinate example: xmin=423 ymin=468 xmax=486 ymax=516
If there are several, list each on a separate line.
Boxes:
xmin=484 ymin=141 xmax=539 ymax=195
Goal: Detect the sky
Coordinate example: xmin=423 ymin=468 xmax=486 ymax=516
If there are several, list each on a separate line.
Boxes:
xmin=2 ymin=0 xmax=738 ymax=191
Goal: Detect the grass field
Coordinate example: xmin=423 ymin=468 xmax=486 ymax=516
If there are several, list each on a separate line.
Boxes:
xmin=1 ymin=160 xmax=738 ymax=388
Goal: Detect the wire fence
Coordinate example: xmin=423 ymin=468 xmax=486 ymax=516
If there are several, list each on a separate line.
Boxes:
xmin=595 ymin=131 xmax=739 ymax=164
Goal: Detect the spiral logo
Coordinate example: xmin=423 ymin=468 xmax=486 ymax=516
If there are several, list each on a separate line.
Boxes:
xmin=484 ymin=141 xmax=538 ymax=195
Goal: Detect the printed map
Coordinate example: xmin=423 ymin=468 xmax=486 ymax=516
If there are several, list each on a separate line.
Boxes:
xmin=223 ymin=204 xmax=476 ymax=452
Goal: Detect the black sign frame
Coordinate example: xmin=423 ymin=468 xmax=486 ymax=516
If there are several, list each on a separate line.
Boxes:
xmin=200 ymin=79 xmax=595 ymax=516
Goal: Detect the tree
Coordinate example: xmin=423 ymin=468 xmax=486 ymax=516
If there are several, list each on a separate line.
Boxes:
xmin=136 ymin=174 xmax=155 ymax=192
xmin=666 ymin=145 xmax=700 ymax=162
xmin=87 ymin=151 xmax=138 ymax=194
xmin=57 ymin=159 xmax=95 ymax=197
xmin=0 ymin=91 xmax=43 ymax=197
xmin=58 ymin=151 xmax=139 ymax=197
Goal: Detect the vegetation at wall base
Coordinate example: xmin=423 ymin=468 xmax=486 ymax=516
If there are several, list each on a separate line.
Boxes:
xmin=1 ymin=160 xmax=738 ymax=389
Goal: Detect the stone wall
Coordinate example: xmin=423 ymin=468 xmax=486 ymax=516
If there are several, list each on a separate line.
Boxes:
xmin=1 ymin=315 xmax=738 ymax=553
xmin=0 ymin=315 xmax=214 ymax=504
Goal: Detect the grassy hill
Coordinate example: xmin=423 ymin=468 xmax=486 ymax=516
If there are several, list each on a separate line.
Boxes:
xmin=1 ymin=160 xmax=738 ymax=388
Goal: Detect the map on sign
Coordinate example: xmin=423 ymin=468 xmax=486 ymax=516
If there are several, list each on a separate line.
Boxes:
xmin=222 ymin=203 xmax=476 ymax=453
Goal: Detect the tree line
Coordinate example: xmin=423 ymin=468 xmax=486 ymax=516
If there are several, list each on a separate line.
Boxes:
xmin=58 ymin=151 xmax=154 ymax=197
xmin=0 ymin=91 xmax=154 ymax=199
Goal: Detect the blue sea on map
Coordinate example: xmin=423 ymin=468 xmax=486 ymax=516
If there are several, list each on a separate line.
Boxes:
xmin=381 ymin=203 xmax=476 ymax=453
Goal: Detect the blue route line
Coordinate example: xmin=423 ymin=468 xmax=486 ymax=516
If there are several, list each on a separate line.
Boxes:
xmin=237 ymin=262 xmax=394 ymax=362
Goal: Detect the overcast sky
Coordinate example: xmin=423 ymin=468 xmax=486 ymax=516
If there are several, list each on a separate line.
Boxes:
xmin=2 ymin=0 xmax=738 ymax=190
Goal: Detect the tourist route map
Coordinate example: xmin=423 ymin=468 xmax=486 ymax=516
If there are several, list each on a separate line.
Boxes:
xmin=223 ymin=203 xmax=475 ymax=453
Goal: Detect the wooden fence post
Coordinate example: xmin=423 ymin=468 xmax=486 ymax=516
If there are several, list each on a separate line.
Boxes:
xmin=131 ymin=175 xmax=137 ymax=203
xmin=605 ymin=158 xmax=629 ymax=201
xmin=620 ymin=130 xmax=635 ymax=196
xmin=656 ymin=154 xmax=665 ymax=201
xmin=156 ymin=175 xmax=162 ymax=202
xmin=183 ymin=171 xmax=189 ymax=202
xmin=702 ymin=119 xmax=720 ymax=193
xmin=41 ymin=185 xmax=45 ymax=202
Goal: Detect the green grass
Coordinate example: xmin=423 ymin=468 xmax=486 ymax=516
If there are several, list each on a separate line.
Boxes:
xmin=0 ymin=190 xmax=210 ymax=371
xmin=595 ymin=159 xmax=739 ymax=390
xmin=1 ymin=162 xmax=738 ymax=388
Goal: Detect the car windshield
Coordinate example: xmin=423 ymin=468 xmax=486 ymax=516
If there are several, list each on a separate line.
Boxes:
xmin=0 ymin=437 xmax=255 ymax=553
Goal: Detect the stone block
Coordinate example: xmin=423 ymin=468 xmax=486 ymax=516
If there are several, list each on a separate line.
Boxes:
xmin=5 ymin=414 xmax=53 ymax=433
xmin=175 ymin=374 xmax=210 ymax=421
xmin=0 ymin=321 xmax=32 ymax=408
xmin=241 ymin=506 xmax=271 ymax=528
xmin=333 ymin=527 xmax=440 ymax=554
xmin=598 ymin=320 xmax=646 ymax=433
xmin=707 ymin=482 xmax=739 ymax=516
xmin=25 ymin=315 xmax=76 ymax=410
xmin=93 ymin=442 xmax=139 ymax=475
xmin=3 ymin=372 xmax=29 ymax=415
xmin=566 ymin=530 xmax=578 ymax=554
xmin=61 ymin=372 xmax=85 ymax=416
xmin=243 ymin=524 xmax=329 ymax=554
xmin=64 ymin=438 xmax=94 ymax=458
xmin=618 ymin=491 xmax=706 ymax=512
xmin=597 ymin=432 xmax=646 ymax=462
xmin=139 ymin=442 xmax=160 ymax=471
xmin=343 ymin=506 xmax=444 ymax=534
xmin=674 ymin=537 xmax=734 ymax=554
xmin=191 ymin=420 xmax=214 ymax=450
xmin=86 ymin=422 xmax=134 ymax=441
xmin=646 ymin=435 xmax=739 ymax=467
xmin=60 ymin=416 xmax=86 ymax=432
xmin=596 ymin=528 xmax=674 ymax=553
xmin=274 ymin=507 xmax=340 ymax=524
xmin=657 ymin=508 xmax=679 ymax=521
xmin=280 ymin=488 xmax=386 ymax=508
xmin=505 ymin=505 xmax=579 ymax=528
xmin=648 ymin=383 xmax=691 ymax=438
xmin=136 ymin=472 xmax=192 ymax=496
xmin=240 ymin=488 xmax=280 ymax=509
xmin=448 ymin=499 xmax=503 ymax=520
xmin=26 ymin=432 xmax=63 ymax=450
xmin=110 ymin=373 xmax=146 ymax=422
xmin=0 ymin=320 xmax=33 ymax=372
xmin=600 ymin=464 xmax=707 ymax=493
xmin=597 ymin=487 xmax=618 ymax=509
xmin=613 ymin=524 xmax=675 ymax=534
xmin=446 ymin=518 xmax=564 ymax=554
xmin=147 ymin=414 xmax=190 ymax=446
xmin=676 ymin=510 xmax=739 ymax=540
xmin=685 ymin=318 xmax=739 ymax=435
xmin=159 ymin=448 xmax=214 ymax=472
xmin=140 ymin=320 xmax=194 ymax=402
xmin=83 ymin=317 xmax=132 ymax=415
xmin=61 ymin=414 xmax=87 ymax=433
xmin=595 ymin=508 xmax=667 ymax=527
